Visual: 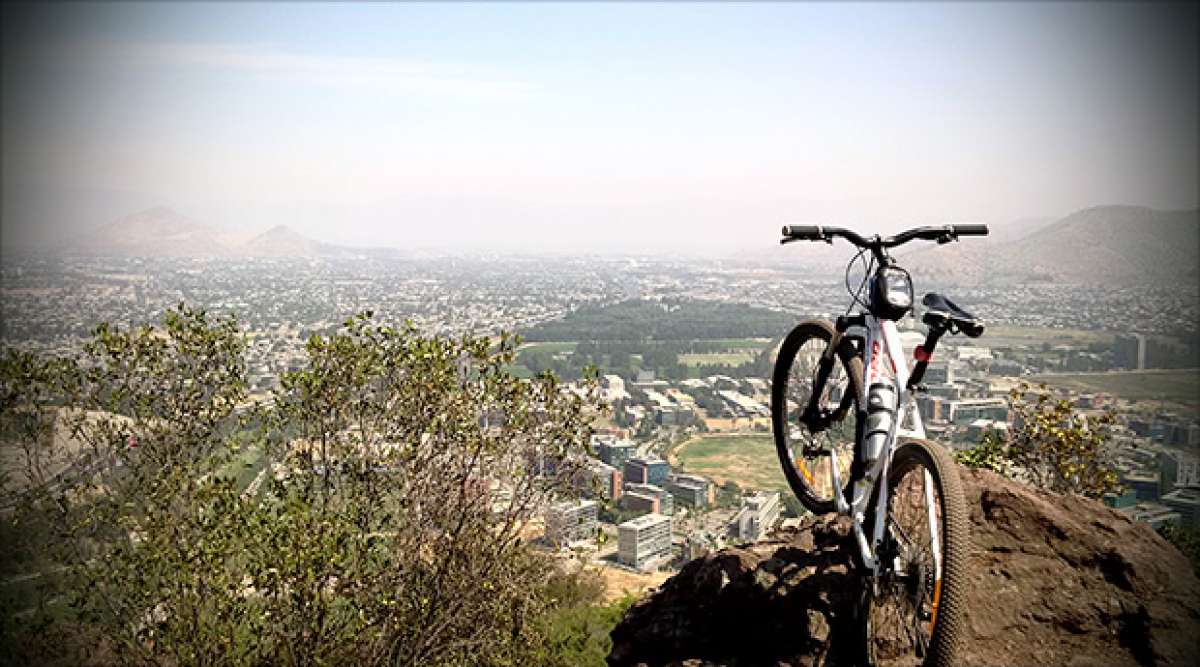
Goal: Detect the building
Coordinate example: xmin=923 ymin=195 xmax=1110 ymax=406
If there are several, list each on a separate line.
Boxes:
xmin=1129 ymin=418 xmax=1152 ymax=437
xmin=923 ymin=361 xmax=955 ymax=385
xmin=917 ymin=395 xmax=944 ymax=422
xmin=655 ymin=404 xmax=695 ymax=426
xmin=744 ymin=378 xmax=769 ymax=395
xmin=957 ymin=346 xmax=993 ymax=363
xmin=729 ymin=491 xmax=781 ymax=542
xmin=1161 ymin=487 xmax=1200 ymax=530
xmin=989 ymin=358 xmax=1024 ymax=377
xmin=946 ymin=398 xmax=1008 ymax=425
xmin=666 ymin=474 xmax=711 ymax=508
xmin=1161 ymin=451 xmax=1200 ymax=493
xmin=595 ymin=438 xmax=637 ymax=468
xmin=1113 ymin=334 xmax=1146 ymax=370
xmin=618 ymin=513 xmax=673 ymax=570
xmin=583 ymin=460 xmax=623 ymax=500
xmin=927 ymin=383 xmax=963 ymax=401
xmin=620 ymin=491 xmax=660 ymax=515
xmin=545 ymin=499 xmax=599 ymax=547
xmin=1120 ymin=502 xmax=1182 ymax=530
xmin=623 ymin=483 xmax=674 ymax=516
xmin=600 ymin=374 xmax=629 ymax=402
xmin=966 ymin=419 xmax=1008 ymax=443
xmin=624 ymin=457 xmax=670 ymax=486
xmin=1121 ymin=472 xmax=1161 ymax=502
xmin=718 ymin=389 xmax=768 ymax=417
xmin=1103 ymin=488 xmax=1139 ymax=509
xmin=1170 ymin=423 xmax=1200 ymax=447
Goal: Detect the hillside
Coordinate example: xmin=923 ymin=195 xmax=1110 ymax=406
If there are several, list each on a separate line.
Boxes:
xmin=608 ymin=467 xmax=1200 ymax=667
xmin=73 ymin=206 xmax=236 ymax=257
xmin=240 ymin=224 xmax=359 ymax=258
xmin=1002 ymin=205 xmax=1199 ymax=284
xmin=66 ymin=207 xmax=402 ymax=259
xmin=908 ymin=205 xmax=1199 ymax=286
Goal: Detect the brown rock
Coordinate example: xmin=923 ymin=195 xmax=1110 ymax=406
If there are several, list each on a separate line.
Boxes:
xmin=608 ymin=467 xmax=1200 ymax=667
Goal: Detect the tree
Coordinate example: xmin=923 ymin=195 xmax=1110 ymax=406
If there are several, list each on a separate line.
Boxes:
xmin=956 ymin=383 xmax=1119 ymax=498
xmin=716 ymin=480 xmax=743 ymax=509
xmin=1 ymin=306 xmax=602 ymax=666
xmin=1158 ymin=524 xmax=1200 ymax=579
xmin=636 ymin=415 xmax=657 ymax=440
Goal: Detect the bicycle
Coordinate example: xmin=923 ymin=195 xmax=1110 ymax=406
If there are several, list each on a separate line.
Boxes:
xmin=770 ymin=223 xmax=988 ymax=667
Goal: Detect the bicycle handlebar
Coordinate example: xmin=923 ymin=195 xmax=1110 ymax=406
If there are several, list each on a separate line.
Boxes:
xmin=780 ymin=224 xmax=988 ymax=248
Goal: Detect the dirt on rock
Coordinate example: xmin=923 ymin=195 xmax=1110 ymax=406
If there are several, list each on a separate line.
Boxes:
xmin=607 ymin=467 xmax=1200 ymax=667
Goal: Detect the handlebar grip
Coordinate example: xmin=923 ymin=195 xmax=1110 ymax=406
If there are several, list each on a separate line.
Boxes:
xmin=952 ymin=224 xmax=989 ymax=237
xmin=782 ymin=225 xmax=825 ymax=240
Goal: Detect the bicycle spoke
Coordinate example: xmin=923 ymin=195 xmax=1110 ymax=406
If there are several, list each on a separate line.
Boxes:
xmin=780 ymin=337 xmax=855 ymax=504
xmin=869 ymin=457 xmax=945 ymax=662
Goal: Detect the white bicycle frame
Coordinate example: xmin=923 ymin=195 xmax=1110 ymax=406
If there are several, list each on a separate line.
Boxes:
xmin=826 ymin=314 xmax=941 ymax=580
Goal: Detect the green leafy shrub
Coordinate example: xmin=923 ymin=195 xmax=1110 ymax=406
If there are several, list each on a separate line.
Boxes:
xmin=1158 ymin=523 xmax=1200 ymax=579
xmin=956 ymin=383 xmax=1119 ymax=498
xmin=1 ymin=306 xmax=604 ymax=666
xmin=955 ymin=431 xmax=1010 ymax=474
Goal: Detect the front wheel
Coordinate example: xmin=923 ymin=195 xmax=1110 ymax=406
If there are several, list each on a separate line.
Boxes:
xmin=865 ymin=440 xmax=970 ymax=667
xmin=770 ymin=319 xmax=863 ymax=515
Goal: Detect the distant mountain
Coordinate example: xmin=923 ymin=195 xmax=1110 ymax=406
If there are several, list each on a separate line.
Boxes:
xmin=986 ymin=215 xmax=1057 ymax=244
xmin=242 ymin=225 xmax=337 ymax=258
xmin=240 ymin=225 xmax=406 ymax=259
xmin=908 ymin=205 xmax=1199 ymax=286
xmin=1002 ymin=205 xmax=1199 ymax=284
xmin=74 ymin=207 xmax=235 ymax=257
xmin=67 ymin=207 xmax=403 ymax=259
xmin=901 ymin=214 xmax=1054 ymax=284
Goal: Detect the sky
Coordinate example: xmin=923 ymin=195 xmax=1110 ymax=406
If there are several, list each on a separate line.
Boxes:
xmin=2 ymin=1 xmax=1197 ymax=255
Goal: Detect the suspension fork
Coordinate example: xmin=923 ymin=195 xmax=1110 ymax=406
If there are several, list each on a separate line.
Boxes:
xmin=800 ymin=314 xmax=864 ymax=431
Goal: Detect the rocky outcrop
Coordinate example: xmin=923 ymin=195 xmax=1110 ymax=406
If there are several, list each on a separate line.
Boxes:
xmin=608 ymin=468 xmax=1200 ymax=666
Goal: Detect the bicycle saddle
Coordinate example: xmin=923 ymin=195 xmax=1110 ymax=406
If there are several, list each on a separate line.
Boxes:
xmin=921 ymin=292 xmax=984 ymax=338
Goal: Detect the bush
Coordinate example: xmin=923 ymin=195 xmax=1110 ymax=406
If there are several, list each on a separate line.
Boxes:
xmin=1 ymin=306 xmax=602 ymax=666
xmin=526 ymin=570 xmax=635 ymax=667
xmin=956 ymin=383 xmax=1119 ymax=498
xmin=1157 ymin=523 xmax=1200 ymax=579
xmin=955 ymin=431 xmax=1009 ymax=474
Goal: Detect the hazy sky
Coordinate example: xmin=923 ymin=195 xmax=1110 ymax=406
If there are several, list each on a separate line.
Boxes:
xmin=2 ymin=2 xmax=1197 ymax=254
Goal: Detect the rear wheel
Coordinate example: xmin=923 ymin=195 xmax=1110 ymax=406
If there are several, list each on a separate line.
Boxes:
xmin=865 ymin=440 xmax=969 ymax=667
xmin=770 ymin=319 xmax=862 ymax=515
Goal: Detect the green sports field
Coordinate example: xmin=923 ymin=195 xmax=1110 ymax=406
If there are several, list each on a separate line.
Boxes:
xmin=673 ymin=434 xmax=791 ymax=492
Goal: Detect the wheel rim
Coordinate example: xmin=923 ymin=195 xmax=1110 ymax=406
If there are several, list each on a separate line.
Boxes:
xmin=780 ymin=338 xmax=856 ymax=505
xmin=869 ymin=461 xmax=944 ymax=662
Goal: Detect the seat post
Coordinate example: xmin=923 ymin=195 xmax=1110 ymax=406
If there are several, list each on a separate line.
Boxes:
xmin=906 ymin=323 xmax=947 ymax=391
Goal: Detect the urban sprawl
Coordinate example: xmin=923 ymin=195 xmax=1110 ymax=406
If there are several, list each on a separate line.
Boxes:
xmin=2 ymin=253 xmax=1198 ymax=581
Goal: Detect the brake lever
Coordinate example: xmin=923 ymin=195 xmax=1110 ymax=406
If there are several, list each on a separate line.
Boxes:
xmin=936 ymin=233 xmax=957 ymax=245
